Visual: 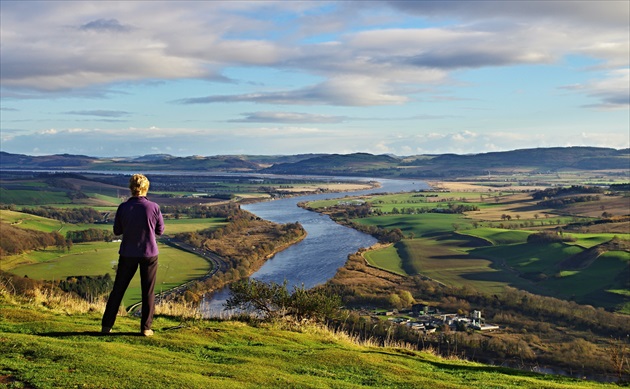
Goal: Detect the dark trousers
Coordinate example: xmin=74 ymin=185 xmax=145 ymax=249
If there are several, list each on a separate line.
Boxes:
xmin=102 ymin=255 xmax=159 ymax=331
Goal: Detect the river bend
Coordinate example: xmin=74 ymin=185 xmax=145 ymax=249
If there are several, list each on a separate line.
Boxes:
xmin=203 ymin=178 xmax=426 ymax=316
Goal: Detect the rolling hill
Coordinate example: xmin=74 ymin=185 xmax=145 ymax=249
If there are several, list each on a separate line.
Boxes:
xmin=2 ymin=147 xmax=627 ymax=178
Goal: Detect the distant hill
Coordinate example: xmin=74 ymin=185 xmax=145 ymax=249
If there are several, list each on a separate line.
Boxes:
xmin=403 ymin=147 xmax=629 ymax=172
xmin=0 ymin=151 xmax=97 ymax=169
xmin=262 ymin=147 xmax=628 ymax=177
xmin=262 ymin=152 xmax=401 ymax=175
xmin=1 ymin=147 xmax=627 ymax=178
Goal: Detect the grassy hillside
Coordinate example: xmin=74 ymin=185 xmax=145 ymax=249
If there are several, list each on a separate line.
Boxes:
xmin=6 ymin=242 xmax=210 ymax=306
xmin=0 ymin=294 xmax=616 ymax=389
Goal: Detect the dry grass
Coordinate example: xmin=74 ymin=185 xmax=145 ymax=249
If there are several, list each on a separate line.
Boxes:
xmin=0 ymin=283 xmax=109 ymax=315
xmin=279 ymin=182 xmax=374 ymax=193
xmin=154 ymin=299 xmax=204 ymax=321
xmin=427 ymin=180 xmax=548 ymax=192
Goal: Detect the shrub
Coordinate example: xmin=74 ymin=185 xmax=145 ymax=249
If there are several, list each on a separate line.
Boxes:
xmin=226 ymin=279 xmax=341 ymax=322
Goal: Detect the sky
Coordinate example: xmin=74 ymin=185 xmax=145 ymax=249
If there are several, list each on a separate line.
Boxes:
xmin=1 ymin=1 xmax=629 ymax=158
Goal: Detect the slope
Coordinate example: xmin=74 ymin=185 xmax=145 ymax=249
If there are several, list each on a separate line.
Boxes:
xmin=0 ymin=296 xmax=613 ymax=389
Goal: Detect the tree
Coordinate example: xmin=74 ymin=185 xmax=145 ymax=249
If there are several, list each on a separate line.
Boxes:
xmin=388 ymin=293 xmax=402 ymax=310
xmin=608 ymin=337 xmax=629 ymax=382
xmin=226 ymin=279 xmax=341 ymax=322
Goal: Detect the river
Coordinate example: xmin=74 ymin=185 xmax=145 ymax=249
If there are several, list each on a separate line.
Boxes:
xmin=201 ymin=178 xmax=427 ymax=316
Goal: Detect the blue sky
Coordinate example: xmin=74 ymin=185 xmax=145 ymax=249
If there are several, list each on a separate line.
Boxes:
xmin=1 ymin=1 xmax=628 ymax=157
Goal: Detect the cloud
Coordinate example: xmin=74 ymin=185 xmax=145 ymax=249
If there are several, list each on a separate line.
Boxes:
xmin=3 ymin=125 xmax=627 ymax=158
xmin=79 ymin=18 xmax=132 ymax=33
xmin=3 ymin=1 xmax=626 ymax=102
xmin=560 ymin=69 xmax=630 ymax=110
xmin=229 ymin=112 xmax=347 ymax=123
xmin=387 ymin=1 xmax=629 ymax=28
xmin=379 ymin=130 xmax=630 ymax=155
xmin=64 ymin=110 xmax=131 ymax=118
xmin=176 ymin=76 xmax=409 ymax=106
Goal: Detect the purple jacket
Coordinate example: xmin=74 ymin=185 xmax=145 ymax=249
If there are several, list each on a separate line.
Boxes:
xmin=113 ymin=196 xmax=165 ymax=257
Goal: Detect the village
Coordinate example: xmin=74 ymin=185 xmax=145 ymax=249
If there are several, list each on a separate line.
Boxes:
xmin=373 ymin=305 xmax=500 ymax=334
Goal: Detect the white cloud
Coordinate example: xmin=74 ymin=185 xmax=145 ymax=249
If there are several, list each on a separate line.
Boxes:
xmin=230 ymin=112 xmax=347 ymax=123
xmin=560 ymin=69 xmax=630 ymax=110
xmin=3 ymin=125 xmax=627 ymax=158
xmin=0 ymin=1 xmax=628 ymax=157
xmin=2 ymin=1 xmax=626 ymax=107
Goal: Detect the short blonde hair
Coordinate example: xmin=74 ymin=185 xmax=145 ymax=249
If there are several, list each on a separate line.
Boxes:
xmin=129 ymin=174 xmax=150 ymax=196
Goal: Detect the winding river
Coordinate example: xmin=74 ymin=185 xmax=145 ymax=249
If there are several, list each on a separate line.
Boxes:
xmin=202 ymin=178 xmax=428 ymax=316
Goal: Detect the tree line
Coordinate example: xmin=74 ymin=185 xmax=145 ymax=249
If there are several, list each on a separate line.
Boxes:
xmin=537 ymin=194 xmax=600 ymax=208
xmin=160 ymin=203 xmax=240 ymax=219
xmin=58 ymin=274 xmax=113 ymax=302
xmin=0 ymin=222 xmax=68 ymax=256
xmin=3 ymin=205 xmax=104 ymax=224
xmin=531 ymin=185 xmax=604 ymax=200
xmin=66 ymin=228 xmax=115 ymax=244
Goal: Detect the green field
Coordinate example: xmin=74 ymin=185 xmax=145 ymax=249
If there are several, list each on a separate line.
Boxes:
xmin=1 ymin=209 xmax=63 ymax=232
xmin=363 ymin=245 xmax=406 ymax=276
xmin=471 ymin=242 xmax=584 ymax=273
xmin=355 ymin=213 xmax=473 ymax=237
xmin=459 ymin=228 xmax=531 ymax=245
xmin=9 ymin=241 xmax=210 ymax=306
xmin=0 ymin=209 xmax=115 ymax=236
xmin=315 ymin=190 xmax=630 ymax=311
xmin=565 ymin=233 xmax=627 ymax=248
xmin=163 ymin=217 xmax=227 ymax=234
xmin=1 ymin=210 xmax=227 ymax=235
xmin=0 ymin=188 xmax=72 ymax=205
xmin=399 ymin=237 xmax=514 ymax=294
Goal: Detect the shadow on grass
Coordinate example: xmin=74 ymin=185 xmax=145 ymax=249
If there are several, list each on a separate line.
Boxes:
xmin=363 ymin=349 xmax=545 ymax=379
xmin=39 ymin=331 xmax=144 ymax=337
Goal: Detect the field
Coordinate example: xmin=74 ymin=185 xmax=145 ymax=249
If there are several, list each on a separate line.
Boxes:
xmin=161 ymin=217 xmax=227 ymax=234
xmin=356 ymin=213 xmax=473 ymax=237
xmin=363 ymin=244 xmax=406 ymax=276
xmin=1 ymin=207 xmax=226 ymax=243
xmin=307 ymin=183 xmax=630 ymax=312
xmin=7 ymin=241 xmax=211 ymax=306
xmin=0 ymin=187 xmax=73 ymax=205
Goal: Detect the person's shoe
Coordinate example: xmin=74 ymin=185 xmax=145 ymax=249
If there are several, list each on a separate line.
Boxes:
xmin=142 ymin=329 xmax=154 ymax=337
xmin=101 ymin=327 xmax=112 ymax=334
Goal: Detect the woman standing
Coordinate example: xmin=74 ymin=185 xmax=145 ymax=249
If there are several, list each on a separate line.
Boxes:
xmin=101 ymin=174 xmax=165 ymax=336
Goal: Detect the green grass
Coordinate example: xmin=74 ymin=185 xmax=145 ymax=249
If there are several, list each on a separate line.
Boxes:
xmin=363 ymin=245 xmax=406 ymax=275
xmin=565 ymin=233 xmax=630 ymax=249
xmin=396 ymin=238 xmax=511 ymax=294
xmin=459 ymin=228 xmax=531 ymax=245
xmin=0 ymin=188 xmax=72 ymax=205
xmin=8 ymin=242 xmax=210 ymax=306
xmin=355 ymin=213 xmax=472 ymax=237
xmin=0 ymin=209 xmax=63 ymax=233
xmin=471 ymin=243 xmax=584 ymax=274
xmin=0 ymin=209 xmax=114 ymax=234
xmin=163 ymin=217 xmax=227 ymax=234
xmin=471 ymin=243 xmax=629 ymax=309
xmin=0 ymin=297 xmax=615 ymax=389
xmin=544 ymin=251 xmax=630 ymax=304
